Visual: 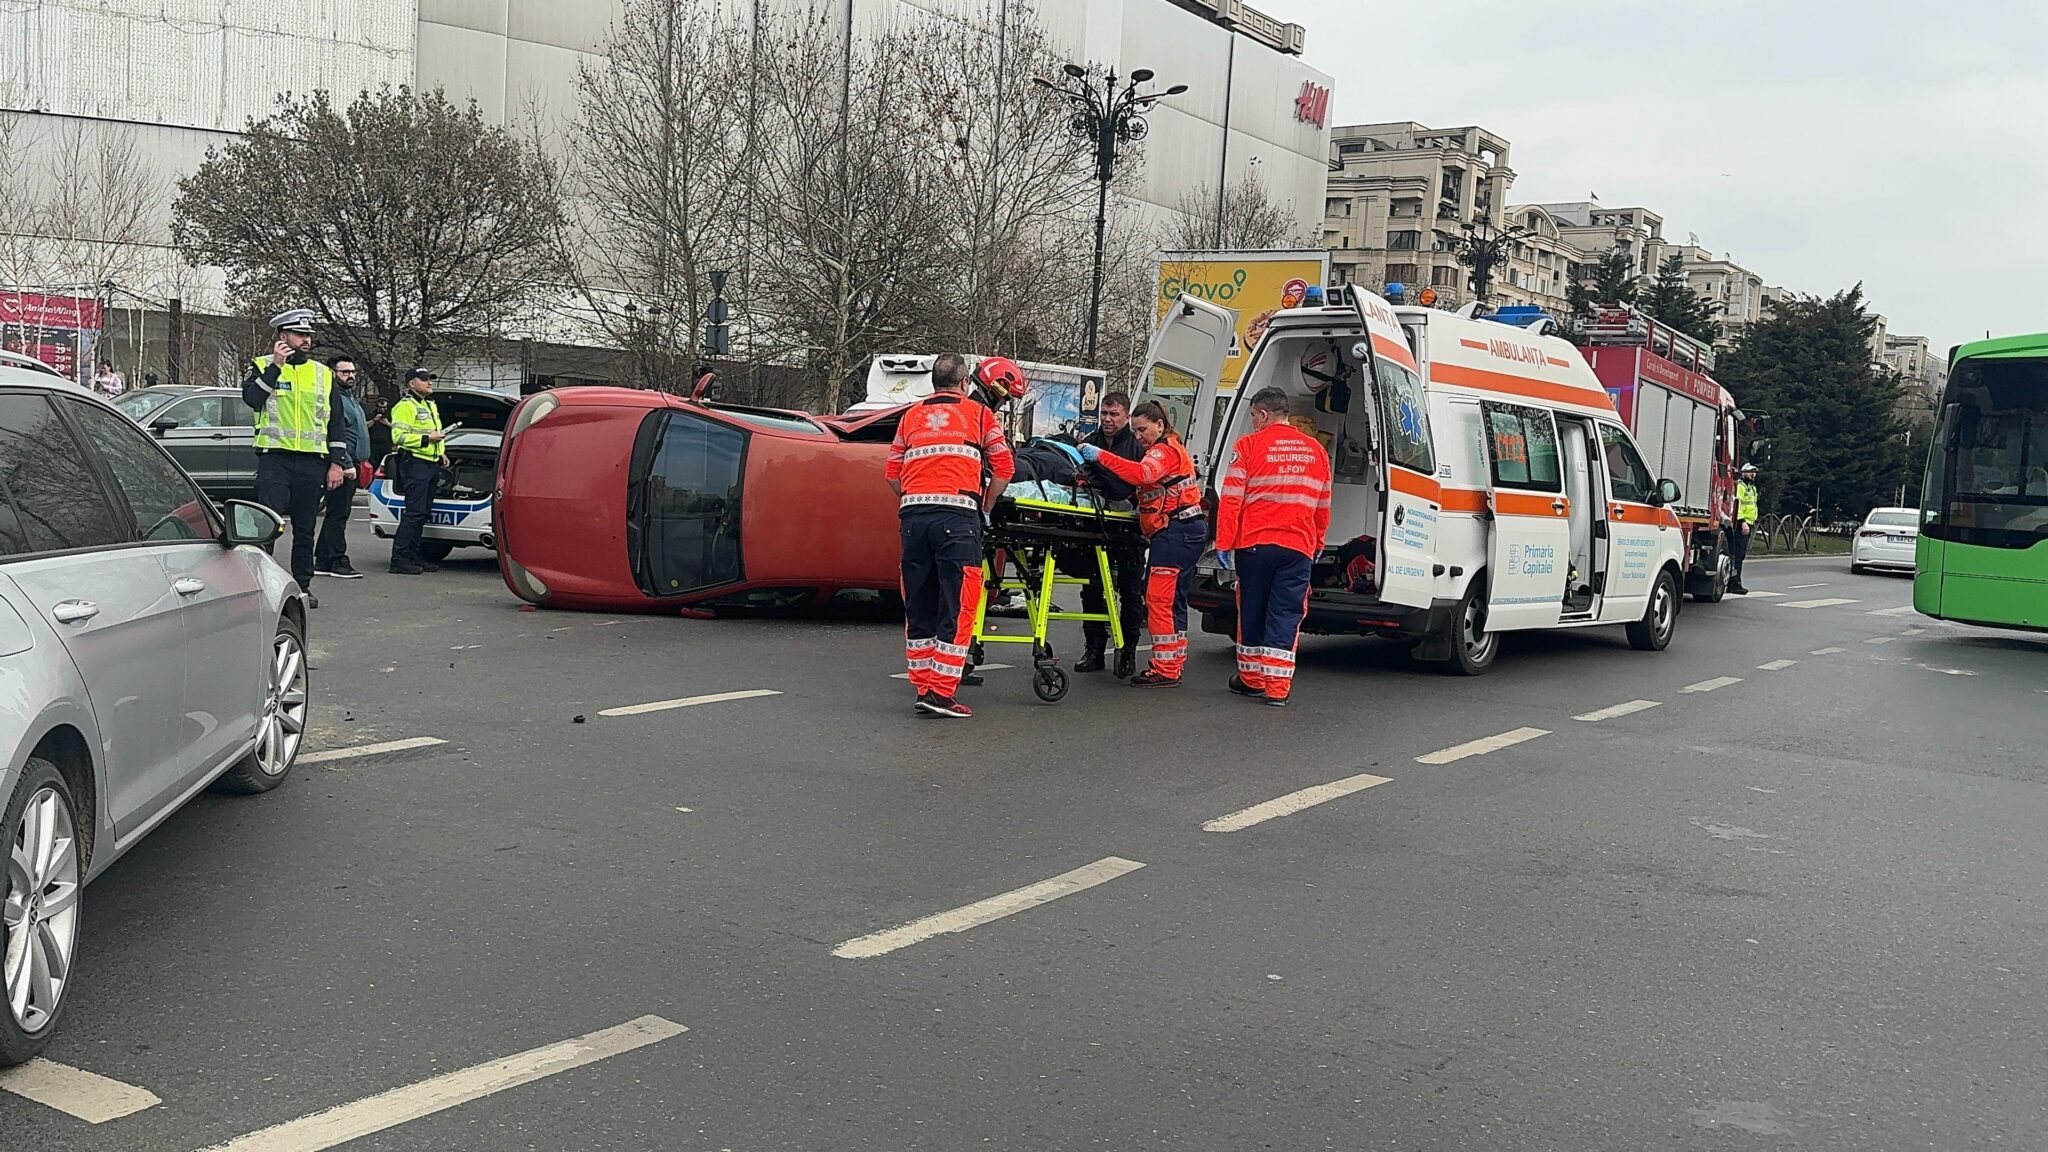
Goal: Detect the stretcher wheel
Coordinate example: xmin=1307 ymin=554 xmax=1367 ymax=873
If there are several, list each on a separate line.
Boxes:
xmin=1032 ymin=666 xmax=1069 ymax=703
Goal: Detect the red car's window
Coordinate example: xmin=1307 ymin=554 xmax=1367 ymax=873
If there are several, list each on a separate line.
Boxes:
xmin=629 ymin=411 xmax=746 ymax=596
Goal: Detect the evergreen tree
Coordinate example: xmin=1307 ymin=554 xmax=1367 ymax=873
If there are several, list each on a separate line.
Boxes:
xmin=1640 ymin=254 xmax=1721 ymax=344
xmin=1716 ymin=285 xmax=1909 ymax=518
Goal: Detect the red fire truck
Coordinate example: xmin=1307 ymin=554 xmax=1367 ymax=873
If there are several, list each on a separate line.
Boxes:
xmin=1577 ymin=304 xmax=1744 ymax=603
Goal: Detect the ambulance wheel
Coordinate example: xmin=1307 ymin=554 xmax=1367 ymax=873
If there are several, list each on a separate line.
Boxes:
xmin=1441 ymin=580 xmax=1497 ymax=676
xmin=418 ymin=541 xmax=454 ymax=563
xmin=1032 ymin=667 xmax=1068 ymax=703
xmin=1628 ymin=569 xmax=1680 ymax=652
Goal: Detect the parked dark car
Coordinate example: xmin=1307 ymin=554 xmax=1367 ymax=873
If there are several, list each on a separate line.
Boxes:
xmin=114 ymin=386 xmax=257 ymax=500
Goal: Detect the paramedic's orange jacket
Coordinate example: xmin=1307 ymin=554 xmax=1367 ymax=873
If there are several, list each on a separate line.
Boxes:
xmin=1091 ymin=434 xmax=1202 ymax=536
xmin=885 ymin=391 xmax=1015 ymax=511
xmin=1213 ymin=422 xmax=1332 ymax=558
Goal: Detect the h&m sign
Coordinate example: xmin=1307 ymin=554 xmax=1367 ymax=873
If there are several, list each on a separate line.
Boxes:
xmin=1293 ymin=81 xmax=1330 ymax=128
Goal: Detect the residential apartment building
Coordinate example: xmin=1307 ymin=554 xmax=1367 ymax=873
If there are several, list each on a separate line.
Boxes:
xmin=1662 ymin=244 xmax=1766 ymax=347
xmin=1883 ymin=333 xmax=1946 ymax=415
xmin=1321 ymin=122 xmax=1515 ymax=307
xmin=1493 ymin=205 xmax=1583 ymax=314
xmin=1533 ymin=201 xmax=1672 ymax=282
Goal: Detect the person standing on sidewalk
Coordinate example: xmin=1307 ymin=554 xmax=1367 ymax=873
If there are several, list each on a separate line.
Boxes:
xmin=1073 ymin=391 xmax=1148 ymax=678
xmin=1211 ymin=387 xmax=1331 ymax=707
xmin=313 ymin=356 xmax=370 ymax=580
xmin=241 ymin=308 xmax=349 ymax=607
xmin=1729 ymin=462 xmax=1760 ymax=594
xmin=387 ymin=368 xmax=447 ymax=576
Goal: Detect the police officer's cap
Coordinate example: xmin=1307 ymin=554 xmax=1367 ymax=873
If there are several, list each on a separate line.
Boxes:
xmin=1740 ymin=462 xmax=1758 ymax=474
xmin=270 ymin=308 xmax=317 ymax=334
xmin=405 ymin=367 xmax=438 ymax=382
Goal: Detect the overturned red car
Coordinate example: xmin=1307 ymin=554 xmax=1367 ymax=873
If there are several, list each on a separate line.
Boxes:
xmin=495 ymin=387 xmax=907 ymax=611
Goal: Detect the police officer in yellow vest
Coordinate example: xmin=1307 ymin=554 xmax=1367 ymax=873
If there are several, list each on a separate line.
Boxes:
xmin=1730 ymin=462 xmax=1761 ymax=595
xmin=241 ymin=308 xmax=349 ymax=606
xmin=388 ymin=368 xmax=448 ymax=575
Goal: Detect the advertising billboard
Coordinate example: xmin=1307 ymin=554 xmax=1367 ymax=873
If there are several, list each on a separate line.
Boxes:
xmin=1156 ymin=250 xmax=1330 ymax=390
xmin=0 ymin=291 xmax=102 ymax=385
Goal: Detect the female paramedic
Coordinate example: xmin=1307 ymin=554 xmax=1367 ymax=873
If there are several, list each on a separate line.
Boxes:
xmin=1078 ymin=401 xmax=1206 ymax=687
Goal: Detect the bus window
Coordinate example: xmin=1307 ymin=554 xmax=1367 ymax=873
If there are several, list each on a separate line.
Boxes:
xmin=1926 ymin=357 xmax=2048 ymax=548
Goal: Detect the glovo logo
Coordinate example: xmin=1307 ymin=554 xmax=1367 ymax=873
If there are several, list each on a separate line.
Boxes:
xmin=1160 ymin=267 xmax=1249 ymax=304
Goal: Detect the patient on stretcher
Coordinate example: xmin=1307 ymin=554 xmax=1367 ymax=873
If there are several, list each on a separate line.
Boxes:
xmin=1003 ymin=435 xmax=1090 ymax=505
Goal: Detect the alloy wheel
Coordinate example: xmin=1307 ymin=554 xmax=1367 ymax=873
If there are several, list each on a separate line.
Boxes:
xmin=253 ymin=629 xmax=309 ymax=777
xmin=1653 ymin=580 xmax=1676 ymax=641
xmin=1462 ymin=597 xmax=1496 ymax=663
xmin=4 ymin=787 xmax=80 ymax=1034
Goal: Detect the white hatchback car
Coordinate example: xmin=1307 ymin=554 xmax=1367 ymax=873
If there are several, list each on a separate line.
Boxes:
xmin=1850 ymin=506 xmax=1921 ymax=573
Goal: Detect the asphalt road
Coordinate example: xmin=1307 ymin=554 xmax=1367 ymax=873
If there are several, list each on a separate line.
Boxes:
xmin=8 ymin=524 xmax=2047 ymax=1151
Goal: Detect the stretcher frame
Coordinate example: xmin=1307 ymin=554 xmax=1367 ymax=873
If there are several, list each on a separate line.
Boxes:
xmin=968 ymin=494 xmax=1141 ymax=703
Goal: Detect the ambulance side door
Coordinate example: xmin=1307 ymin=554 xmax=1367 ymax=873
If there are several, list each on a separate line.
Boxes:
xmin=1479 ymin=401 xmax=1570 ymax=631
xmin=1594 ymin=420 xmax=1661 ymax=620
xmin=1349 ymin=290 xmax=1439 ymax=610
xmin=1136 ymin=294 xmax=1236 ymax=480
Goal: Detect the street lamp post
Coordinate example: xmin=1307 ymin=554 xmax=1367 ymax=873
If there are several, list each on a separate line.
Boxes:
xmin=1034 ymin=64 xmax=1186 ymax=368
xmin=1447 ymin=217 xmax=1534 ymax=306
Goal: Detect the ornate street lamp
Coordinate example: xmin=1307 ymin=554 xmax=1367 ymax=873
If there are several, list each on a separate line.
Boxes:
xmin=1446 ymin=217 xmax=1534 ymax=306
xmin=1034 ymin=64 xmax=1187 ymax=367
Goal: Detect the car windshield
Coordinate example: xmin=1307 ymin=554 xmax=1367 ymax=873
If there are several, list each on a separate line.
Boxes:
xmin=113 ymin=390 xmax=181 ymax=420
xmin=1866 ymin=510 xmax=1917 ymax=528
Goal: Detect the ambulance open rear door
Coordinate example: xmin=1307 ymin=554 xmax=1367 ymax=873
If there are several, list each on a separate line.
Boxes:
xmin=1347 ymin=289 xmax=1439 ymax=612
xmin=1135 ymin=294 xmax=1236 ymax=479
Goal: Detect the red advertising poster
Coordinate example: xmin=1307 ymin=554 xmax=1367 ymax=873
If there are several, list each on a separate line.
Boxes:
xmin=0 ymin=291 xmax=102 ymax=384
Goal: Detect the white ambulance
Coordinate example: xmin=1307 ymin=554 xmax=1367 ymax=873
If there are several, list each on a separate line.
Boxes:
xmin=1141 ymin=288 xmax=1688 ymax=674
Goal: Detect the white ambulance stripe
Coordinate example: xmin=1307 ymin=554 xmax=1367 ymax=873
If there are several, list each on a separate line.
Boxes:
xmin=1203 ymin=772 xmax=1392 ymax=832
xmin=1415 ymin=727 xmax=1549 ymax=765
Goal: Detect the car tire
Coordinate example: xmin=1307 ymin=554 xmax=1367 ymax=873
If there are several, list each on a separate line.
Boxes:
xmin=216 ymin=615 xmax=309 ymax=795
xmin=2 ymin=757 xmax=81 ymax=1067
xmin=1437 ymin=578 xmax=1497 ymax=676
xmin=1849 ymin=561 xmax=1865 ymax=574
xmin=1691 ymin=560 xmax=1728 ymax=604
xmin=418 ymin=541 xmax=455 ymax=563
xmin=1627 ymin=568 xmax=1680 ymax=652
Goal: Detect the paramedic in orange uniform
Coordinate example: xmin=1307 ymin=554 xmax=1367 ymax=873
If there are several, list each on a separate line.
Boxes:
xmin=1212 ymin=386 xmax=1332 ymax=706
xmin=886 ymin=354 xmax=1021 ymax=718
xmin=1079 ymin=400 xmax=1206 ymax=687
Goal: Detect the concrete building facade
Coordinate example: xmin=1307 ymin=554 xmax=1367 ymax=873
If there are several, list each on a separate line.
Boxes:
xmin=1320 ymin=121 xmax=1516 ymax=308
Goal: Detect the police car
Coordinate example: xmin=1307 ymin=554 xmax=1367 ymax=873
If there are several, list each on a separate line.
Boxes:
xmin=366 ymin=386 xmax=516 ymax=562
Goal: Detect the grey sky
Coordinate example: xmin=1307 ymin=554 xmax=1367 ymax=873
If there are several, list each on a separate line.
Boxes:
xmin=1258 ymin=0 xmax=2047 ymax=355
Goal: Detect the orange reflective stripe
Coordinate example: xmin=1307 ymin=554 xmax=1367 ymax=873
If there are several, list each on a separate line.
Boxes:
xmin=1373 ymin=333 xmax=1418 ymax=371
xmin=1613 ymin=502 xmax=1681 ymax=528
xmin=1387 ymin=466 xmax=1440 ymax=501
xmin=1439 ymin=488 xmax=1487 ymax=513
xmin=1493 ymin=492 xmax=1568 ymax=517
xmin=1429 ymin=362 xmax=1615 ymax=412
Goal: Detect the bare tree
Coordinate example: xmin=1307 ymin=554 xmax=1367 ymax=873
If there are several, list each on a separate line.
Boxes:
xmin=172 ymin=86 xmax=561 ymax=397
xmin=1162 ymin=169 xmax=1304 ymax=252
xmin=749 ymin=9 xmax=950 ymax=413
xmin=554 ymin=0 xmax=754 ymax=392
xmin=0 ymin=114 xmax=164 ymax=294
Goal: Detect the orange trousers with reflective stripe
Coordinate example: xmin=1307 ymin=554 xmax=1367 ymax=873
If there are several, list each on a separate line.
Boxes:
xmin=1141 ymin=516 xmax=1205 ymax=679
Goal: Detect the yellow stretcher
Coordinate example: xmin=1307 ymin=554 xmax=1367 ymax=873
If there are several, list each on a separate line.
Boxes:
xmin=969 ymin=494 xmax=1143 ymax=703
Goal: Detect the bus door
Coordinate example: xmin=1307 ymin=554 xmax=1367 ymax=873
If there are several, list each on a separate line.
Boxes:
xmin=1349 ymin=289 xmax=1439 ymax=610
xmin=1134 ymin=294 xmax=1235 ymax=479
xmin=1479 ymin=401 xmax=1570 ymax=630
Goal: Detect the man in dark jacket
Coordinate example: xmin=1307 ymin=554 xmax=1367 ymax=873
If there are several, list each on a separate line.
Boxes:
xmin=314 ymin=356 xmax=371 ymax=580
xmin=1075 ymin=391 xmax=1148 ymax=677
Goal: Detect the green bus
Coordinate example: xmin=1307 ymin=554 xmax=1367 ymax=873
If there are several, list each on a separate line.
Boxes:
xmin=1916 ymin=332 xmax=2048 ymax=630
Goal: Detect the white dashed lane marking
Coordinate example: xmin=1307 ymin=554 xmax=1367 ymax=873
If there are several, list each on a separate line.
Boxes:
xmin=1867 ymin=605 xmax=1917 ymax=616
xmin=832 ymin=857 xmax=1145 ymax=959
xmin=1202 ymin=773 xmax=1392 ymax=832
xmin=1744 ymin=590 xmax=1786 ymax=598
xmin=598 ymin=689 xmax=781 ymax=717
xmin=1865 ymin=637 xmax=1896 ymax=646
xmin=1780 ymin=597 xmax=1860 ymax=609
xmin=1680 ymin=676 xmax=1744 ymax=694
xmin=0 ymin=1059 xmax=161 ymax=1123
xmin=1810 ymin=647 xmax=1846 ymax=655
xmin=1757 ymin=659 xmax=1799 ymax=671
xmin=298 ymin=736 xmax=447 ymax=765
xmin=1573 ymin=699 xmax=1662 ymax=722
xmin=197 ymin=1016 xmax=687 ymax=1152
xmin=1788 ymin=582 xmax=1830 ymax=589
xmin=1415 ymin=727 xmax=1549 ymax=765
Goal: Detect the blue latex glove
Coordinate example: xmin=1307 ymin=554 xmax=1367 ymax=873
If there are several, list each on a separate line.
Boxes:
xmin=1077 ymin=442 xmax=1102 ymax=463
xmin=1216 ymin=550 xmax=1233 ymax=571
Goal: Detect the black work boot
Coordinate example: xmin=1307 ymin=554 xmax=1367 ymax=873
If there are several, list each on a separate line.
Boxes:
xmin=1113 ymin=646 xmax=1138 ymax=679
xmin=1076 ymin=648 xmax=1108 ymax=673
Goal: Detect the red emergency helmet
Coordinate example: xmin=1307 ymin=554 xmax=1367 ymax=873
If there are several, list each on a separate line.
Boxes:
xmin=971 ymin=356 xmax=1029 ymax=406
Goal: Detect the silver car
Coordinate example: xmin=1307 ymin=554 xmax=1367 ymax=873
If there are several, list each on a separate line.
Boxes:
xmin=0 ymin=364 xmax=307 ymax=1066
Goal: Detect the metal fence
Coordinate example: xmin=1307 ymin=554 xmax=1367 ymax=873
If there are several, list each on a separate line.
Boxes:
xmin=1754 ymin=512 xmax=1863 ymax=553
